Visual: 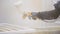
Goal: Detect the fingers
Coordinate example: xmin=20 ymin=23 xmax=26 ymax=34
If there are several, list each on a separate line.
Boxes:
xmin=22 ymin=12 xmax=32 ymax=19
xmin=22 ymin=14 xmax=27 ymax=19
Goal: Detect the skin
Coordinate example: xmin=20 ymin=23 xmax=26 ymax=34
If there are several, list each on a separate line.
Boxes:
xmin=22 ymin=12 xmax=32 ymax=19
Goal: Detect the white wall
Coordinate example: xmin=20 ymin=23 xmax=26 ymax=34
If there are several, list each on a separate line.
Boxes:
xmin=19 ymin=0 xmax=59 ymax=12
xmin=19 ymin=0 xmax=43 ymax=12
xmin=0 ymin=0 xmax=59 ymax=28
xmin=0 ymin=0 xmax=20 ymax=24
xmin=42 ymin=0 xmax=60 ymax=11
xmin=0 ymin=0 xmax=43 ymax=25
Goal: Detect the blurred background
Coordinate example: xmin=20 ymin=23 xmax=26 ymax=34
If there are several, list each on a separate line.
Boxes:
xmin=0 ymin=0 xmax=60 ymax=28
